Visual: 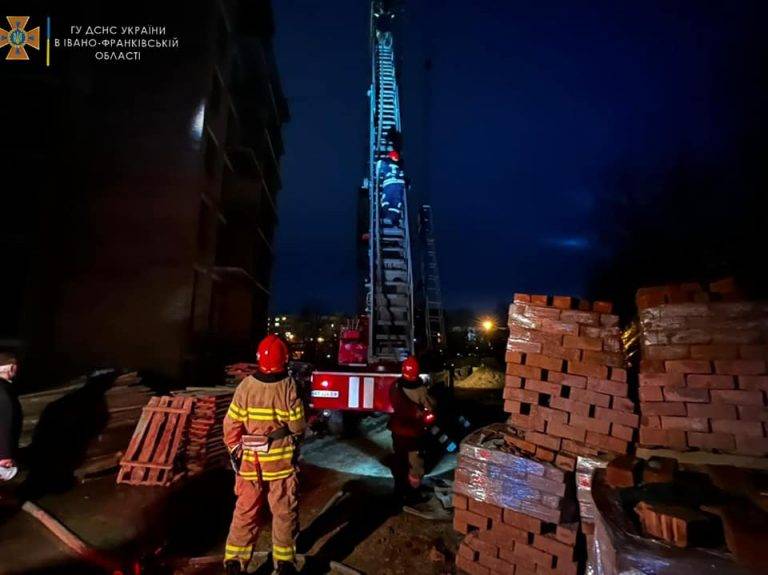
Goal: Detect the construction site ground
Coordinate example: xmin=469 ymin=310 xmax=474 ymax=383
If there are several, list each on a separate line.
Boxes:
xmin=0 ymin=388 xmax=503 ymax=575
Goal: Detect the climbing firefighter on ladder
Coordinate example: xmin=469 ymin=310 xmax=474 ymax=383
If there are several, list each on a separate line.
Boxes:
xmin=223 ymin=335 xmax=306 ymax=575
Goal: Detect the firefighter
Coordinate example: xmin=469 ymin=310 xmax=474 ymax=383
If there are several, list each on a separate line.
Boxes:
xmin=0 ymin=351 xmax=21 ymax=482
xmin=388 ymin=356 xmax=435 ymax=503
xmin=223 ymin=335 xmax=306 ymax=575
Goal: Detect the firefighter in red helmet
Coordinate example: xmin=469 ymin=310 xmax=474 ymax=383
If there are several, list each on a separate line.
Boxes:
xmin=388 ymin=356 xmax=435 ymax=504
xmin=223 ymin=335 xmax=306 ymax=575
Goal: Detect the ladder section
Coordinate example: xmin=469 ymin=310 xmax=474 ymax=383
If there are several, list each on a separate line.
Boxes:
xmin=418 ymin=205 xmax=446 ymax=350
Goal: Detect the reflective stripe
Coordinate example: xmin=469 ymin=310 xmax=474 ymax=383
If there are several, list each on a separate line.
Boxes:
xmin=227 ymin=407 xmax=248 ymax=422
xmin=273 ymin=544 xmax=296 ymax=560
xmin=239 ymin=468 xmax=294 ymax=481
xmin=224 ymin=543 xmax=252 ymax=560
xmin=242 ymin=446 xmax=294 ymax=463
xmin=363 ymin=377 xmax=375 ymax=409
xmin=226 ymin=544 xmax=252 ymax=552
xmin=348 ymin=376 xmax=360 ymax=408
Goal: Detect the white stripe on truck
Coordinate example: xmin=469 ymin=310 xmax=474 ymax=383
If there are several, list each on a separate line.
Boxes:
xmin=363 ymin=377 xmax=375 ymax=409
xmin=348 ymin=376 xmax=360 ymax=408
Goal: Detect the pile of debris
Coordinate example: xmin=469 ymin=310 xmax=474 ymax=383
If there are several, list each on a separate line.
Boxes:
xmin=503 ymin=294 xmax=639 ymax=470
xmin=637 ymin=281 xmax=768 ymax=456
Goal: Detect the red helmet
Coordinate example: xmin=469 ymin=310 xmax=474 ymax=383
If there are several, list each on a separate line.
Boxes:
xmin=257 ymin=335 xmax=289 ymax=374
xmin=387 ymin=150 xmax=400 ymax=162
xmin=401 ymin=356 xmax=420 ymax=381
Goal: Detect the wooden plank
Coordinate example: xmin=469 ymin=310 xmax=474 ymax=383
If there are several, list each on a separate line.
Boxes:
xmin=636 ymin=447 xmax=768 ymax=471
xmin=163 ymin=397 xmax=192 ymax=484
xmin=117 ymin=396 xmax=159 ymax=484
xmin=147 ymin=396 xmax=185 ymax=484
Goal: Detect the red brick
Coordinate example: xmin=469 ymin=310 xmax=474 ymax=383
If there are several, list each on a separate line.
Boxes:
xmin=639 ymin=427 xmax=687 ymax=449
xmin=540 ymin=319 xmax=579 ymax=336
xmin=714 ymin=360 xmax=767 ymax=376
xmin=569 ymin=414 xmax=610 ymax=435
xmin=532 ymin=534 xmax=576 ymax=561
xmin=454 ymin=493 xmax=469 ymax=510
xmin=687 ymin=431 xmax=736 ymax=451
xmin=640 ymin=401 xmax=686 ymax=416
xmin=535 ymin=446 xmax=556 ymax=463
xmin=507 ymin=412 xmax=538 ymax=430
xmin=549 ymin=397 xmax=591 ymax=417
xmin=585 ymin=431 xmax=629 ymax=454
xmin=711 ymin=389 xmax=765 ymax=406
xmin=737 ymin=375 xmax=768 ymax=391
xmin=643 ymin=415 xmax=662 ymax=428
xmin=685 ymin=402 xmax=738 ymax=419
xmin=634 ymin=501 xmax=714 ymax=548
xmin=661 ymin=416 xmax=709 ymax=432
xmin=561 ymin=438 xmax=599 ymax=456
xmin=478 ymin=552 xmax=514 ymax=574
xmin=505 ymin=387 xmax=543 ymax=403
xmin=541 ymin=342 xmax=582 ymax=362
xmin=547 ymin=420 xmax=587 ymax=442
xmin=523 ymin=379 xmax=562 ymax=397
xmin=665 ymin=360 xmax=712 ymax=374
xmin=606 ymin=454 xmax=640 ymax=487
xmin=592 ymin=301 xmax=613 ymax=313
xmin=514 ymin=542 xmax=554 ymax=569
xmin=506 ymin=351 xmax=525 ymax=364
xmin=467 ymin=535 xmax=500 ymax=558
xmin=566 ymin=360 xmax=609 ymax=379
xmin=686 ymin=374 xmax=735 ymax=389
xmin=504 ymin=399 xmax=525 ymax=413
xmin=503 ymin=508 xmax=542 ymax=534
xmin=610 ymin=367 xmax=628 ymax=382
xmin=523 ymin=304 xmax=563 ymax=320
xmin=531 ymin=295 xmax=549 ymax=306
xmin=582 ymin=350 xmax=625 ymax=368
xmin=456 ymin=509 xmax=492 ymax=531
xmin=587 ymin=378 xmax=628 ymax=397
xmin=711 ymin=419 xmax=764 ymax=437
xmin=611 ymin=423 xmax=635 ymax=441
xmin=508 ymin=340 xmax=544 ymax=355
xmin=690 ymin=344 xmax=740 ymax=360
xmin=570 ymin=388 xmax=611 ymax=407
xmin=644 ymin=345 xmax=691 ymax=361
xmin=525 ymin=354 xmax=567 ymax=373
xmin=486 ymin=522 xmax=529 ymax=546
xmin=733 ymin=434 xmax=768 ymax=455
xmin=514 ymin=293 xmax=531 ymax=303
xmin=552 ymin=295 xmax=577 ymax=310
xmin=611 ymin=396 xmax=635 ymax=412
xmin=458 ymin=541 xmax=478 ymax=561
xmin=639 ymin=386 xmax=664 ymax=402
xmin=600 ymin=314 xmax=619 ymax=327
xmin=525 ymin=431 xmax=562 ymax=451
xmin=595 ymin=406 xmax=639 ymax=427
xmin=554 ymin=523 xmax=579 ymax=546
xmin=562 ymin=335 xmax=602 ymax=351
xmin=456 ymin=555 xmax=490 ymax=575
xmin=546 ymin=371 xmax=587 ymax=388
xmin=737 ymin=405 xmax=768 ymax=421
xmin=663 ymin=387 xmax=710 ymax=403
xmin=639 ymin=373 xmax=685 ymax=387
xmin=560 ymin=310 xmax=600 ymax=326
xmin=469 ymin=499 xmax=504 ymax=522
xmin=505 ymin=376 xmax=524 ymax=389
xmin=554 ymin=453 xmax=577 ymax=471
xmin=640 ymin=358 xmax=667 ymax=373
xmin=534 ymin=406 xmax=569 ymax=425
xmin=499 ymin=548 xmax=536 ymax=572
xmin=507 ymin=362 xmax=544 ymax=380
xmin=603 ymin=336 xmax=623 ymax=353
xmin=739 ymin=345 xmax=768 ymax=360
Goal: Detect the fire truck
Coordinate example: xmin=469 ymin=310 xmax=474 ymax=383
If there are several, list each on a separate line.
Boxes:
xmin=309 ymin=0 xmax=423 ymax=418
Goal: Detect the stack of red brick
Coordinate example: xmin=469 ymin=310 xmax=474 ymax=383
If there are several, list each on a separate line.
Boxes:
xmin=637 ymin=283 xmax=768 ymax=456
xmin=454 ymin=427 xmax=581 ymax=575
xmin=504 ymin=294 xmax=639 ymax=470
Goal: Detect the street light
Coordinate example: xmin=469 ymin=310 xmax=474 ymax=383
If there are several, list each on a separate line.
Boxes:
xmin=482 ymin=319 xmax=495 ymax=332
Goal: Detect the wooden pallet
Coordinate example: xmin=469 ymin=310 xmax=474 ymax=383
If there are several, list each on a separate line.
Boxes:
xmin=116 ymin=396 xmax=193 ymax=486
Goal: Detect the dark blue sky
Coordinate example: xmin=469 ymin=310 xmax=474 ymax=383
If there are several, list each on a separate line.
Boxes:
xmin=269 ymin=1 xmax=767 ymax=314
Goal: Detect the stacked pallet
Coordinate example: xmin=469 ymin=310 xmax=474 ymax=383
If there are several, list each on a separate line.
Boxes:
xmin=637 ymin=283 xmax=768 ymax=456
xmin=503 ymin=294 xmax=639 ymax=470
xmin=174 ymin=388 xmax=234 ymax=474
xmin=454 ymin=427 xmax=581 ymax=575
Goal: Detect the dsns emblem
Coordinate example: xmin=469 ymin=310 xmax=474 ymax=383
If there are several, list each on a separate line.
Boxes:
xmin=0 ymin=17 xmax=40 ymax=61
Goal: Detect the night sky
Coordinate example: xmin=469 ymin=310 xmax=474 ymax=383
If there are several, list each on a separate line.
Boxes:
xmin=269 ymin=1 xmax=767 ymax=315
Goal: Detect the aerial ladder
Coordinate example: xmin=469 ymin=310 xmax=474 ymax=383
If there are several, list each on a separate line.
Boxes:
xmin=310 ymin=0 xmax=421 ymax=415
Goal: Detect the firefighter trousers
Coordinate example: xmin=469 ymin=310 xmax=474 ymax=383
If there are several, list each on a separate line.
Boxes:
xmin=392 ymin=434 xmax=425 ymax=495
xmin=225 ymin=473 xmax=299 ymax=568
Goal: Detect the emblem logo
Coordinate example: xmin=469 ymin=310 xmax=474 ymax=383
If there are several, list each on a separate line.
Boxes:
xmin=0 ymin=17 xmax=40 ymax=61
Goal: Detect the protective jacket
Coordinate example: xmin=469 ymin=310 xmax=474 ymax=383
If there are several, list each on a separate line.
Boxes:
xmin=388 ymin=377 xmax=434 ymax=438
xmin=223 ymin=371 xmax=306 ymax=482
xmin=0 ymin=378 xmax=21 ymax=461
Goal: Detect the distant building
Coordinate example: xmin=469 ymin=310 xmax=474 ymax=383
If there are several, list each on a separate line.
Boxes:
xmin=268 ymin=314 xmax=350 ymax=365
xmin=0 ymin=1 xmax=288 ymax=383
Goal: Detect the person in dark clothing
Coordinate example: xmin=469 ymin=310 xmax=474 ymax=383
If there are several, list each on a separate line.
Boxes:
xmin=0 ymin=351 xmax=21 ymax=481
xmin=388 ymin=356 xmax=435 ymax=504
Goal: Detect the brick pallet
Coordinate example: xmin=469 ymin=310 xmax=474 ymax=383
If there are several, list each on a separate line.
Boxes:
xmin=174 ymin=388 xmax=234 ymax=474
xmin=637 ymin=283 xmax=768 ymax=456
xmin=504 ymin=294 xmax=639 ymax=469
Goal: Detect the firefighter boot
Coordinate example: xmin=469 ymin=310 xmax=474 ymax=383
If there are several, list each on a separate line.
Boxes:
xmin=224 ymin=560 xmax=242 ymax=575
xmin=272 ymin=560 xmax=298 ymax=575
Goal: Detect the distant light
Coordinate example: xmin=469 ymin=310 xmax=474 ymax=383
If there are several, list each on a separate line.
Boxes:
xmin=285 ymin=331 xmax=294 ymax=341
xmin=317 ymin=337 xmax=325 ymax=343
xmin=482 ymin=319 xmax=495 ymax=332
xmin=282 ymin=316 xmax=287 ymax=321
xmin=326 ymin=354 xmax=331 ymax=358
xmin=190 ymin=101 xmax=205 ymax=143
